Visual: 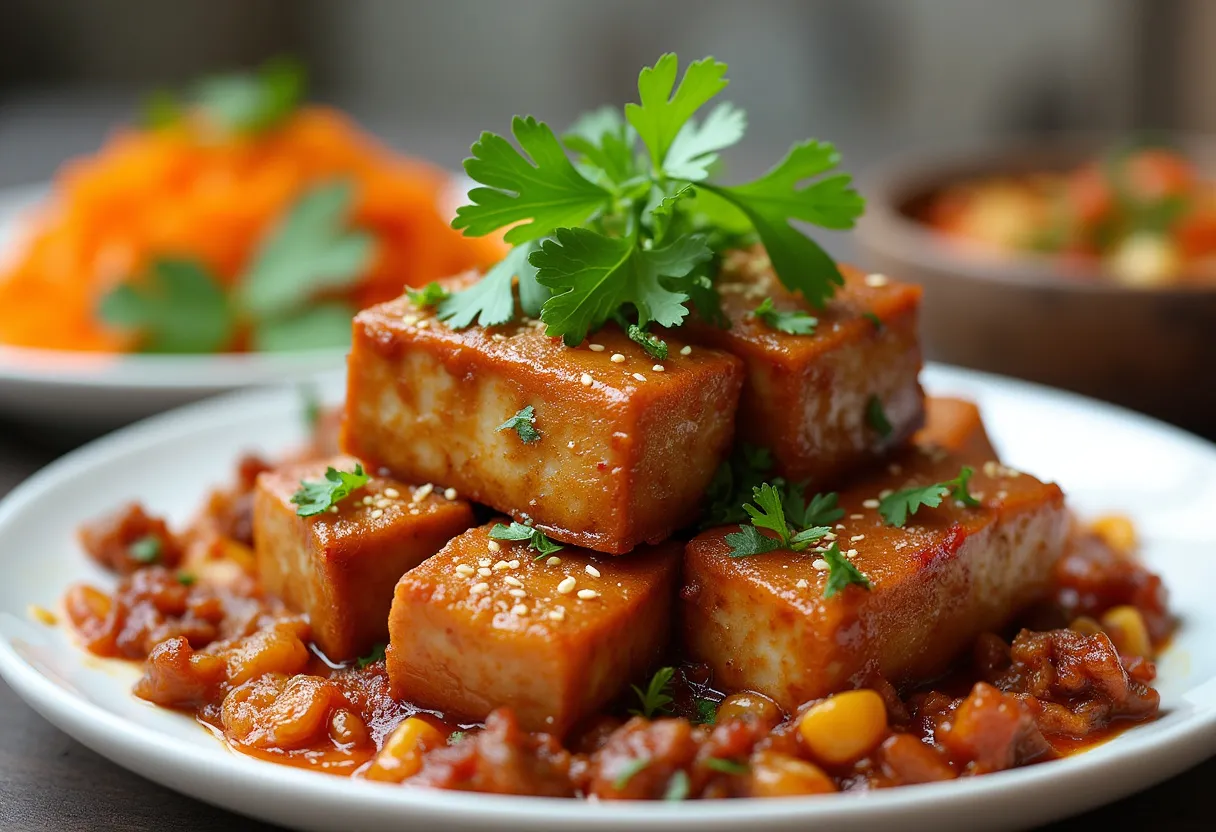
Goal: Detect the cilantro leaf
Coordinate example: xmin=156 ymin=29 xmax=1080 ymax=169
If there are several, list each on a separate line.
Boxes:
xmin=438 ymin=243 xmax=539 ymax=329
xmin=863 ymin=311 xmax=885 ymax=331
xmin=789 ymin=525 xmax=832 ymax=548
xmin=563 ymin=107 xmax=642 ymax=187
xmin=453 ymin=116 xmax=610 ymax=244
xmin=663 ymin=770 xmax=691 ymax=801
xmin=647 ymin=184 xmax=695 ymax=243
xmin=626 ymin=323 xmax=668 ymax=360
xmin=176 ymin=572 xmax=197 ymax=587
xmin=355 ymin=643 xmax=386 ymax=669
xmin=252 ymin=302 xmax=354 ymax=351
xmin=531 ymin=228 xmax=710 ymax=345
xmin=448 ymin=731 xmax=467 ymax=745
xmin=290 ymin=463 xmax=369 ymax=517
xmin=703 ymin=444 xmax=774 ymax=527
xmin=629 ymin=666 xmax=675 ymax=718
xmin=613 ymin=757 xmax=653 ymax=790
xmin=99 ymin=258 xmax=234 ymax=354
xmin=705 ymin=758 xmax=749 ymax=775
xmin=129 ymin=536 xmax=162 ymax=564
xmin=866 ymin=395 xmax=893 ymax=439
xmin=742 ymin=483 xmax=792 ymax=541
xmin=686 ymin=273 xmax=730 ymax=329
xmin=626 ymin=54 xmax=730 ymax=172
xmin=822 ymin=543 xmax=872 ymax=598
xmin=724 ymin=524 xmax=783 ymax=558
xmin=191 ymin=57 xmax=305 ymax=135
xmin=800 ymin=490 xmax=845 ymax=528
xmin=489 ymin=521 xmax=564 ymax=558
xmin=699 ymin=139 xmax=865 ymax=308
xmin=692 ymin=697 xmax=718 ymax=725
xmin=878 ymin=466 xmax=979 ymax=527
xmin=753 ymin=297 xmax=818 ymax=335
xmin=664 ymin=102 xmax=747 ymax=181
xmin=240 ymin=180 xmax=373 ymax=320
xmin=495 ymin=406 xmax=541 ymax=444
xmin=407 ymin=282 xmax=450 ymax=307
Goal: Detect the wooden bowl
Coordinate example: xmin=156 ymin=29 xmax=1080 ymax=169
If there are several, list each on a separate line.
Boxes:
xmin=855 ymin=136 xmax=1216 ymax=433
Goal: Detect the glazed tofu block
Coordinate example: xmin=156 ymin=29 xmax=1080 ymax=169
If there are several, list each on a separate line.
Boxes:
xmin=253 ymin=455 xmax=476 ymax=662
xmin=386 ymin=523 xmax=681 ymax=733
xmin=915 ymin=396 xmax=999 ymax=462
xmin=683 ymin=446 xmax=1067 ymax=709
xmin=343 ymin=294 xmax=744 ymax=554
xmin=686 ymin=249 xmax=924 ymax=485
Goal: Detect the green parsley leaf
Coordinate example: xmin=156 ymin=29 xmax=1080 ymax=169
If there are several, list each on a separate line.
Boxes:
xmin=705 ymin=757 xmax=749 ymax=775
xmin=663 ymin=770 xmax=691 ymax=801
xmin=453 ymin=116 xmax=610 ymax=244
xmin=129 ymin=536 xmax=162 ymax=564
xmin=724 ymin=524 xmax=783 ymax=558
xmin=789 ymin=525 xmax=832 ymax=548
xmin=726 ymin=481 xmax=839 ymax=557
xmin=627 ymin=323 xmax=668 ymax=360
xmin=495 ymin=406 xmax=541 ymax=444
xmin=626 ymin=54 xmax=730 ymax=172
xmin=699 ymin=139 xmax=865 ymax=308
xmin=191 ymin=57 xmax=305 ymax=135
xmin=664 ymin=102 xmax=747 ymax=181
xmin=866 ymin=395 xmax=893 ymax=439
xmin=252 ymin=302 xmax=355 ymax=351
xmin=629 ymin=666 xmax=675 ymax=718
xmin=489 ymin=521 xmax=564 ymax=558
xmin=448 ymin=730 xmax=467 ymax=745
xmin=799 ymin=490 xmax=845 ymax=528
xmin=822 ymin=543 xmax=872 ymax=599
xmin=703 ymin=444 xmax=774 ymax=527
xmin=613 ymin=757 xmax=653 ymax=790
xmin=563 ymin=107 xmax=642 ymax=187
xmin=240 ymin=180 xmax=373 ymax=320
xmin=692 ymin=697 xmax=718 ymax=725
xmin=878 ymin=466 xmax=979 ymax=527
xmin=407 ymin=282 xmax=450 ymax=307
xmin=742 ymin=483 xmax=792 ymax=542
xmin=290 ymin=463 xmax=369 ymax=517
xmin=531 ymin=228 xmax=711 ymax=346
xmin=753 ymin=297 xmax=818 ymax=335
xmin=355 ymin=642 xmax=386 ymax=669
xmin=438 ymin=242 xmax=539 ymax=329
xmin=99 ymin=258 xmax=234 ymax=354
xmin=863 ymin=311 xmax=885 ymax=331
xmin=176 ymin=572 xmax=197 ymax=587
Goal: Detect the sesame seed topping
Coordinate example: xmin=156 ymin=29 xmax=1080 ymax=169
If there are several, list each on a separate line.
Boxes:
xmin=487 ymin=540 xmax=501 ymax=553
xmin=477 ymin=567 xmax=492 ymax=577
xmin=835 ymin=524 xmax=845 ymax=530
xmin=580 ymin=373 xmax=593 ymax=387
xmin=507 ymin=559 xmax=520 ymax=569
xmin=504 ymin=576 xmax=523 ymax=588
xmin=492 ymin=333 xmax=507 ymax=342
xmin=577 ymin=589 xmax=599 ymax=600
xmin=444 ymin=487 xmax=458 ymax=500
xmin=996 ymin=490 xmax=1009 ymax=500
xmin=508 ymin=588 xmax=527 ymax=599
xmin=546 ymin=556 xmax=561 ymax=566
xmin=879 ymin=489 xmax=894 ymax=499
xmin=383 ymin=487 xmax=400 ymax=499
xmin=409 ymin=508 xmax=420 ymax=515
xmin=632 ymin=373 xmax=646 ymax=382
xmin=416 ymin=319 xmax=430 ymax=329
xmin=567 ymin=440 xmax=576 ymax=449
xmin=369 ymin=508 xmax=384 ymax=519
xmin=557 ymin=577 xmax=577 ymax=595
xmin=610 ymin=353 xmax=626 ymax=363
xmin=850 ymin=514 xmax=865 ymax=520
xmin=865 ymin=273 xmax=890 ymax=287
xmin=511 ymin=604 xmax=529 ymax=616
xmin=680 ymin=345 xmax=692 ymax=356
xmin=652 ymin=364 xmax=665 ymax=372
xmin=589 ymin=343 xmax=605 ymax=352
xmin=414 ymin=483 xmax=434 ymax=501
xmin=795 ymin=579 xmax=809 ymax=589
xmin=403 ymin=315 xmax=419 ymax=325
xmin=846 ymin=548 xmax=859 ymax=558
xmin=548 ymin=608 xmax=566 ymax=622
xmin=328 ymin=505 xmax=338 ymax=514
xmin=585 ymin=565 xmax=601 ymax=578
xmin=863 ymin=499 xmax=880 ymax=509
xmin=469 ymin=582 xmax=489 ymax=595
xmin=851 ymin=535 xmax=866 ymax=542
xmin=455 ymin=564 xmax=474 ymax=577
xmin=375 ymin=499 xmax=391 ymax=509
xmin=361 ymin=496 xmax=373 ymax=506
xmin=479 ymin=558 xmax=492 ymax=568
xmin=812 ymin=559 xmax=829 ymax=571
xmin=493 ymin=560 xmax=509 ymax=571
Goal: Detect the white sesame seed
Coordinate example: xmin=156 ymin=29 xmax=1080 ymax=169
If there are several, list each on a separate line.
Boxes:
xmin=865 ymin=273 xmax=890 ymax=287
xmin=863 ymin=499 xmax=880 ymax=509
xmin=879 ymin=489 xmax=894 ymax=499
xmin=370 ymin=508 xmax=384 ymax=519
xmin=504 ymin=576 xmax=523 ymax=588
xmin=470 ymin=582 xmax=489 ymax=595
xmin=652 ymin=364 xmax=665 ymax=372
xmin=546 ymin=556 xmax=561 ymax=566
xmin=850 ymin=513 xmax=865 ymax=520
xmin=823 ymin=533 xmax=837 ymax=541
xmin=632 ymin=373 xmax=646 ymax=382
xmin=361 ymin=496 xmax=373 ymax=506
xmin=567 ymin=440 xmax=576 ymax=449
xmin=851 ymin=535 xmax=866 ymax=542
xmin=409 ymin=508 xmax=420 ymax=515
xmin=557 ymin=577 xmax=577 ymax=595
xmin=375 ymin=499 xmax=391 ymax=509
xmin=996 ymin=490 xmax=1009 ymax=500
xmin=492 ymin=333 xmax=507 ymax=342
xmin=383 ymin=487 xmax=400 ymax=499
xmin=493 ymin=560 xmax=509 ymax=571
xmin=795 ymin=579 xmax=809 ymax=589
xmin=508 ymin=588 xmax=527 ymax=598
xmin=511 ymin=604 xmax=529 ymax=615
xmin=680 ymin=345 xmax=692 ymax=356
xmin=416 ymin=319 xmax=430 ymax=329
xmin=589 ymin=343 xmax=605 ymax=352
xmin=580 ymin=373 xmax=593 ymax=387
xmin=548 ymin=608 xmax=566 ymax=621
xmin=455 ymin=564 xmax=474 ymax=577
xmin=478 ymin=567 xmax=492 ymax=577
xmin=414 ymin=483 xmax=434 ymax=501
xmin=444 ymin=487 xmax=458 ymax=501
xmin=610 ymin=353 xmax=626 ymax=363
xmin=846 ymin=548 xmax=859 ymax=558
xmin=403 ymin=315 xmax=419 ymax=325
xmin=585 ymin=565 xmax=601 ymax=578
xmin=328 ymin=505 xmax=338 ymax=514
xmin=479 ymin=558 xmax=492 ymax=568
xmin=835 ymin=524 xmax=845 ymax=530
xmin=507 ymin=559 xmax=520 ymax=569
xmin=577 ymin=589 xmax=600 ymax=600
xmin=487 ymin=540 xmax=501 ymax=553
xmin=812 ymin=559 xmax=829 ymax=571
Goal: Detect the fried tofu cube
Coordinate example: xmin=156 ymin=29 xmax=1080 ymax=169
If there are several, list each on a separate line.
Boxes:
xmin=386 ymin=523 xmax=681 ymax=733
xmin=253 ymin=455 xmax=476 ymax=662
xmin=343 ymin=295 xmax=744 ymax=554
xmin=915 ymin=396 xmax=999 ymax=462
xmin=683 ymin=445 xmax=1067 ymax=709
xmin=687 ymin=250 xmax=924 ymax=485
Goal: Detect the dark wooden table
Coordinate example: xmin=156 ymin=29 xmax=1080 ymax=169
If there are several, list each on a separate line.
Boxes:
xmin=1 ymin=420 xmax=1214 ymax=832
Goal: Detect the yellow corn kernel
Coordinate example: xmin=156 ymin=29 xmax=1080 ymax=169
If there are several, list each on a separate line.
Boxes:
xmin=1101 ymin=605 xmax=1153 ymax=659
xmin=748 ymin=751 xmax=836 ymax=797
xmin=1089 ymin=515 xmax=1137 ymax=554
xmin=364 ymin=717 xmax=445 ymax=783
xmin=1068 ymin=616 xmax=1104 ymax=637
xmin=798 ymin=689 xmax=888 ymax=766
xmin=716 ymin=691 xmax=783 ymax=728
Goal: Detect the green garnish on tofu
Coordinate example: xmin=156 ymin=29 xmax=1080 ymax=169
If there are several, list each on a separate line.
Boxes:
xmin=703 ymin=444 xmax=774 ymax=527
xmin=406 ymin=282 xmax=450 ymax=307
xmin=879 ymin=466 xmax=982 ymax=527
xmin=489 ymin=521 xmax=564 ymax=558
xmin=445 ymin=53 xmax=863 ymax=346
xmin=692 ymin=697 xmax=718 ymax=725
xmin=724 ymin=483 xmax=832 ymax=557
xmin=629 ymin=666 xmax=675 ymax=718
xmin=129 ymin=535 xmax=162 ymax=564
xmin=290 ymin=463 xmax=370 ymax=517
xmin=705 ymin=757 xmax=749 ymax=775
xmin=495 ymin=405 xmax=541 ymax=443
xmin=866 ymin=395 xmax=893 ymax=439
xmin=752 ymin=297 xmax=818 ymax=335
xmin=354 ymin=642 xmax=386 ymax=669
xmin=821 ymin=543 xmax=872 ymax=598
xmin=613 ymin=757 xmax=653 ymax=790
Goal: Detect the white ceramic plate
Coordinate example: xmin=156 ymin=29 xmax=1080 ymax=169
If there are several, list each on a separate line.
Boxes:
xmin=1 ymin=364 xmax=1214 ymax=832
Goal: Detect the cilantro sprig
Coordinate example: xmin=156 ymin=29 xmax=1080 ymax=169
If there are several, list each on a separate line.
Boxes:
xmin=630 ymin=666 xmax=675 ymax=718
xmin=753 ymin=297 xmax=818 ymax=335
xmin=355 ymin=643 xmax=386 ymax=669
xmin=822 ymin=543 xmax=872 ymax=598
xmin=496 ymin=406 xmax=541 ymax=443
xmin=290 ymin=463 xmax=370 ymax=517
xmin=878 ymin=467 xmax=981 ymax=527
xmin=723 ymin=483 xmax=832 ymax=557
xmin=489 ymin=521 xmax=564 ymax=559
xmin=866 ymin=395 xmax=893 ymax=439
xmin=446 ymin=53 xmax=863 ymax=346
xmin=144 ymin=56 xmax=305 ymax=136
xmin=702 ymin=444 xmax=774 ymax=527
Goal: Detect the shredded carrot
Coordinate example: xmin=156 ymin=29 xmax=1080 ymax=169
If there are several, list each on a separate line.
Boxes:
xmin=0 ymin=107 xmax=504 ymax=352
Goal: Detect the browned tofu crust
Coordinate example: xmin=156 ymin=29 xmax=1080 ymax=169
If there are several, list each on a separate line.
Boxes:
xmin=686 ymin=251 xmax=925 ymax=486
xmin=683 ymin=445 xmax=1068 ymax=709
xmin=343 ymin=295 xmax=744 ymax=554
xmin=916 ymin=396 xmax=999 ymax=463
xmin=387 ymin=523 xmax=681 ymax=734
xmin=253 ymin=455 xmax=476 ymax=661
